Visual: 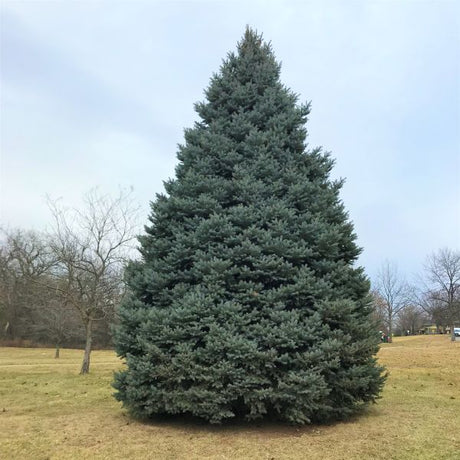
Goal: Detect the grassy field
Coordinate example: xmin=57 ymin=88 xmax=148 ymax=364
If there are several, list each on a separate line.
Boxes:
xmin=0 ymin=335 xmax=459 ymax=459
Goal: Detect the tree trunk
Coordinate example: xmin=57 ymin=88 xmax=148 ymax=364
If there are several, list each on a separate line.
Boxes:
xmin=80 ymin=319 xmax=93 ymax=374
xmin=451 ymin=323 xmax=456 ymax=342
xmin=388 ymin=319 xmax=393 ymax=343
xmin=55 ymin=344 xmax=60 ymax=359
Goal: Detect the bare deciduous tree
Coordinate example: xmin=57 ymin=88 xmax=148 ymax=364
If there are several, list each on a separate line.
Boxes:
xmin=374 ymin=261 xmax=411 ymax=342
xmin=422 ymin=248 xmax=460 ymax=341
xmin=48 ymin=188 xmax=140 ymax=373
xmin=29 ymin=295 xmax=80 ymax=358
xmin=396 ymin=304 xmax=426 ymax=336
xmin=0 ymin=229 xmax=57 ymax=341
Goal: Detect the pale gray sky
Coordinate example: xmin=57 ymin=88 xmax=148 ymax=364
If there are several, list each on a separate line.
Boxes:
xmin=1 ymin=0 xmax=459 ymax=283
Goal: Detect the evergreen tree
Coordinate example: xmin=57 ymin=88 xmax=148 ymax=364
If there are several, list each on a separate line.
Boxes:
xmin=113 ymin=28 xmax=385 ymax=425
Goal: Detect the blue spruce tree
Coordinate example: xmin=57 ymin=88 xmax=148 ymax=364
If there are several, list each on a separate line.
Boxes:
xmin=113 ymin=28 xmax=385 ymax=424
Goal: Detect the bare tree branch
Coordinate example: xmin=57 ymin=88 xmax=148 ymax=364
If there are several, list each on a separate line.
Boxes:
xmin=421 ymin=248 xmax=460 ymax=341
xmin=373 ymin=261 xmax=412 ymax=342
xmin=46 ymin=187 xmax=141 ymax=373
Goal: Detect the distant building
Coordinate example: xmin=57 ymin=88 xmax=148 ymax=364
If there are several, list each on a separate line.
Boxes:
xmin=419 ymin=324 xmax=447 ymax=335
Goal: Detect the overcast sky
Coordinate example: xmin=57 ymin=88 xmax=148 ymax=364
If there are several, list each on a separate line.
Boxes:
xmin=1 ymin=0 xmax=459 ymax=284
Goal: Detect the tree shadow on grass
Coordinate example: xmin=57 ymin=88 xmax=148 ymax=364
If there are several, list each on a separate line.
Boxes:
xmin=117 ymin=403 xmax=384 ymax=439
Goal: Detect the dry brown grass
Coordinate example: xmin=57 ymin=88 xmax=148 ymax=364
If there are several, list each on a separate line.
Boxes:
xmin=1 ymin=335 xmax=459 ymax=459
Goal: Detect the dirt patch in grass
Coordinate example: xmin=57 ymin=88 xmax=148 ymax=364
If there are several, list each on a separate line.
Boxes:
xmin=1 ymin=336 xmax=459 ymax=459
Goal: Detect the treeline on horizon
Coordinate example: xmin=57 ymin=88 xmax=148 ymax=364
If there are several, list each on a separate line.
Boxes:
xmin=0 ymin=188 xmax=139 ymax=372
xmin=1 ymin=204 xmax=458 ymax=354
xmin=372 ymin=250 xmax=460 ymax=341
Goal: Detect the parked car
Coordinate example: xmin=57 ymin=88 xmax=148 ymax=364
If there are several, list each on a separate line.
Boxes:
xmin=454 ymin=328 xmax=460 ymax=337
